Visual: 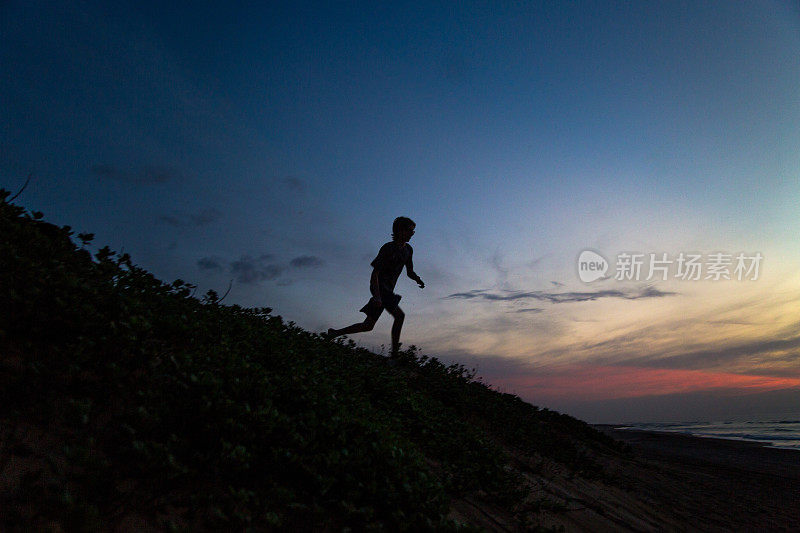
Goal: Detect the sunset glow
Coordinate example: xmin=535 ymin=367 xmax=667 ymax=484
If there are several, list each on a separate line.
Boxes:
xmin=4 ymin=1 xmax=800 ymax=422
xmin=488 ymin=366 xmax=800 ymax=403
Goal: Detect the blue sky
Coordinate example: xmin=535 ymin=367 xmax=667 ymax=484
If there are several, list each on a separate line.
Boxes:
xmin=3 ymin=1 xmax=800 ymax=423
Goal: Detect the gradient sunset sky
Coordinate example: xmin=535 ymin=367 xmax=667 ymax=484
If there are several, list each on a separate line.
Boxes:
xmin=3 ymin=1 xmax=800 ymax=423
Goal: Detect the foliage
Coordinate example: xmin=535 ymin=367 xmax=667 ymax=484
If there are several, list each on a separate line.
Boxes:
xmin=0 ymin=190 xmax=622 ymax=531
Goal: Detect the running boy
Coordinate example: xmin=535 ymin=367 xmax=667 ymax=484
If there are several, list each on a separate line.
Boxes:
xmin=326 ymin=216 xmax=424 ymax=357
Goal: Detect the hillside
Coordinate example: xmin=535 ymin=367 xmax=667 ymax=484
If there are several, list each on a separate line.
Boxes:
xmin=0 ymin=190 xmax=630 ymax=531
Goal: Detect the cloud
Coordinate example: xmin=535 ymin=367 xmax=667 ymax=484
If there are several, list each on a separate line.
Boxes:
xmin=625 ymin=335 xmax=800 ymax=376
xmin=197 ymin=256 xmax=223 ymax=271
xmin=282 ymin=176 xmax=306 ymax=194
xmin=427 ymin=349 xmax=800 ymax=422
xmin=444 ymin=286 xmax=676 ymax=304
xmin=159 ymin=208 xmax=222 ymax=227
xmin=526 ymin=255 xmax=549 ymax=269
xmin=489 ymin=250 xmax=508 ymax=284
xmin=290 ymin=255 xmax=324 ymax=268
xmin=547 ymin=315 xmax=800 ymax=379
xmin=231 ymin=254 xmax=284 ymax=284
xmin=709 ymin=319 xmax=756 ymax=326
xmin=203 ymin=252 xmax=326 ymax=284
xmin=491 ymin=364 xmax=800 ymax=404
xmin=515 ymin=308 xmax=544 ymax=314
xmin=91 ymin=163 xmax=181 ymax=185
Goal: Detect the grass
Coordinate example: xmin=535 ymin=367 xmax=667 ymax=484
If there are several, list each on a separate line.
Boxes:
xmin=0 ymin=189 xmax=623 ymax=531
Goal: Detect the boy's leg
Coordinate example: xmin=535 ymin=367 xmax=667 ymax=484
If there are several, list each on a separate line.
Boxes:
xmin=387 ymin=306 xmax=405 ymax=356
xmin=328 ymin=316 xmax=378 ymax=338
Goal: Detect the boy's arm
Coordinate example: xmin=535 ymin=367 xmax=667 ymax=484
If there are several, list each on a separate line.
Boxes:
xmin=406 ymin=256 xmax=425 ymax=289
xmin=370 ymin=268 xmax=382 ymax=302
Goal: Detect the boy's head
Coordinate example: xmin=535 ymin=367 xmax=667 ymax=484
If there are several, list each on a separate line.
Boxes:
xmin=392 ymin=216 xmax=416 ymax=242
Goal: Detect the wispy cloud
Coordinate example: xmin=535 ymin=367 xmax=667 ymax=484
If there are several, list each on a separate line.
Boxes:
xmin=621 ymin=335 xmax=800 ymax=376
xmin=430 ymin=348 xmax=800 ymax=411
xmin=204 ymin=252 xmax=326 ymax=284
xmin=491 ymin=365 xmax=800 ymax=403
xmin=489 ymin=250 xmax=508 ymax=285
xmin=197 ymin=256 xmax=224 ymax=271
xmin=526 ymin=255 xmax=549 ymax=270
xmin=445 ymin=286 xmax=676 ymax=303
xmin=231 ymin=254 xmax=284 ymax=284
xmin=290 ymin=255 xmax=324 ymax=268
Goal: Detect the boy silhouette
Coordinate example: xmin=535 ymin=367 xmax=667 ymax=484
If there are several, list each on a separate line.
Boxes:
xmin=326 ymin=216 xmax=424 ymax=357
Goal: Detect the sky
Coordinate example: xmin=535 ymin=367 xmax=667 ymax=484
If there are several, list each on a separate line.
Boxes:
xmin=3 ymin=0 xmax=800 ymax=423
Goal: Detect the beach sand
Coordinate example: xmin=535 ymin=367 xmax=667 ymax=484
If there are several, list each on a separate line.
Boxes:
xmin=572 ymin=427 xmax=800 ymax=531
xmin=452 ymin=426 xmax=800 ymax=532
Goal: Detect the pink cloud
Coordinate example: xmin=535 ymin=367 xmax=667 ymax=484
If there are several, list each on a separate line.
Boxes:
xmin=485 ymin=365 xmax=800 ymax=403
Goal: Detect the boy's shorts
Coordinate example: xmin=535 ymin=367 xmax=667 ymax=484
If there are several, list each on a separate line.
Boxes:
xmin=359 ymin=293 xmax=401 ymax=320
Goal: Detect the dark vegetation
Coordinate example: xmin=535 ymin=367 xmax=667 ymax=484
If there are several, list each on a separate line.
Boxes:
xmin=0 ymin=190 xmax=624 ymax=531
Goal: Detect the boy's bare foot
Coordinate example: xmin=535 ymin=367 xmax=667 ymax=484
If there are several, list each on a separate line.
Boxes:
xmin=390 ymin=342 xmax=402 ymax=358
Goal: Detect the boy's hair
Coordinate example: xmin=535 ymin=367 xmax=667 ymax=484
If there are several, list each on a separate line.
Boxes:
xmin=392 ymin=216 xmax=416 ymax=240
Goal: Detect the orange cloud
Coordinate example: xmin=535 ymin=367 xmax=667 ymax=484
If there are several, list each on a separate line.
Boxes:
xmin=487 ymin=365 xmax=800 ymax=402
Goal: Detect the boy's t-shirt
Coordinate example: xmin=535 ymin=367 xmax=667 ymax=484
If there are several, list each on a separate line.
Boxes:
xmin=370 ymin=241 xmax=413 ymax=297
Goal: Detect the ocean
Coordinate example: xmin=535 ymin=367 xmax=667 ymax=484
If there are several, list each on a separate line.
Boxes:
xmin=618 ymin=419 xmax=800 ymax=450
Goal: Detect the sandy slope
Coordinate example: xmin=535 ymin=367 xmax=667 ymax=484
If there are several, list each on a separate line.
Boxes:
xmin=451 ymin=427 xmax=800 ymax=532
